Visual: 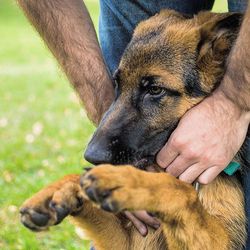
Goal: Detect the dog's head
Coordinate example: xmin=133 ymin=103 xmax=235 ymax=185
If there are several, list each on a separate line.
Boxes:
xmin=85 ymin=10 xmax=242 ymax=169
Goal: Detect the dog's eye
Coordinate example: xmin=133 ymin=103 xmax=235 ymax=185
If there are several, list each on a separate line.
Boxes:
xmin=148 ymin=86 xmax=165 ymax=96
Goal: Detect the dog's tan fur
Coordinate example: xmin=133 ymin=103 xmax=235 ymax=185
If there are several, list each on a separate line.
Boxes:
xmin=20 ymin=10 xmax=247 ymax=250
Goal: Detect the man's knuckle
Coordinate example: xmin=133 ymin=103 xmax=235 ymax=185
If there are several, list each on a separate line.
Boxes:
xmin=201 ymin=154 xmax=210 ymax=163
xmin=171 ymin=137 xmax=184 ymax=149
xmin=218 ymin=157 xmax=228 ymax=165
xmin=186 ymin=148 xmax=199 ymax=159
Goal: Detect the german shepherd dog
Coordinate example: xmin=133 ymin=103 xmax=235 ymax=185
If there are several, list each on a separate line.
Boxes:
xmin=20 ymin=10 xmax=249 ymax=250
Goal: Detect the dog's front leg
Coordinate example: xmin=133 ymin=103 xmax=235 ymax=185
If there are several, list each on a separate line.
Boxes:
xmin=81 ymin=165 xmax=231 ymax=250
xmin=20 ymin=174 xmax=129 ymax=250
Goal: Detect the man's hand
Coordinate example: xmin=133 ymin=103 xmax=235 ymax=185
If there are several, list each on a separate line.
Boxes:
xmin=157 ymin=90 xmax=250 ymax=184
xmin=124 ymin=211 xmax=160 ymax=236
xmin=127 ymin=90 xmax=250 ymax=236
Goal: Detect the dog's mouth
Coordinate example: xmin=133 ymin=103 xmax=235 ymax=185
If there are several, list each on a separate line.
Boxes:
xmin=86 ymin=124 xmax=176 ymax=170
xmin=130 ymin=126 xmax=176 ymax=170
xmin=133 ymin=155 xmax=155 ymax=170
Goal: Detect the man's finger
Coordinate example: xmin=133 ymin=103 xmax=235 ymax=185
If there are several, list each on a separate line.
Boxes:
xmin=156 ymin=142 xmax=179 ymax=168
xmin=124 ymin=211 xmax=148 ymax=236
xmin=197 ymin=166 xmax=223 ymax=185
xmin=165 ymin=156 xmax=197 ymax=177
xmin=178 ymin=163 xmax=207 ymax=183
xmin=132 ymin=211 xmax=160 ymax=229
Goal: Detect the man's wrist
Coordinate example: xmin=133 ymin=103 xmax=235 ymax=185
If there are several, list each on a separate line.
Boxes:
xmin=210 ymin=88 xmax=250 ymax=123
xmin=212 ymin=89 xmax=250 ymax=123
xmin=217 ymin=4 xmax=250 ymax=112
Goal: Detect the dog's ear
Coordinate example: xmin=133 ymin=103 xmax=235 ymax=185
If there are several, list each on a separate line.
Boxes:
xmin=197 ymin=13 xmax=242 ymax=64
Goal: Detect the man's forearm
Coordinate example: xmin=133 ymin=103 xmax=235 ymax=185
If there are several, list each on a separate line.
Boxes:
xmin=220 ymin=3 xmax=250 ymax=111
xmin=17 ymin=0 xmax=114 ymax=125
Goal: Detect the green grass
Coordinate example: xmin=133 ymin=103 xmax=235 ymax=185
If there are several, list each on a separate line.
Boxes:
xmin=0 ymin=1 xmax=227 ymax=249
xmin=0 ymin=1 xmax=97 ymax=249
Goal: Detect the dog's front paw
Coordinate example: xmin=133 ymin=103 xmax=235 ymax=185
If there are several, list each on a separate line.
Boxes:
xmin=20 ymin=182 xmax=84 ymax=231
xmin=80 ymin=165 xmax=138 ymax=213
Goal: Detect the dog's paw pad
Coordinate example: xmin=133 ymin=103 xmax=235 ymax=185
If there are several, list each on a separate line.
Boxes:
xmin=20 ymin=207 xmax=54 ymax=231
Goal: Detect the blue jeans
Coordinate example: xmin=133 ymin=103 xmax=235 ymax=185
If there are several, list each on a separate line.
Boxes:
xmin=98 ymin=0 xmax=249 ymax=249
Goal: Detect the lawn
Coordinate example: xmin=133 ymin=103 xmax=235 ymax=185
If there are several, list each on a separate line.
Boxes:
xmin=0 ymin=1 xmax=227 ymax=249
xmin=0 ymin=1 xmax=97 ymax=249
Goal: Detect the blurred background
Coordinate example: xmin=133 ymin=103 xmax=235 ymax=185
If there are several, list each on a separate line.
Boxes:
xmin=0 ymin=0 xmax=227 ymax=249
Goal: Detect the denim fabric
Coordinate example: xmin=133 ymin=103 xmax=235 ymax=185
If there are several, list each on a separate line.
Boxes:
xmin=98 ymin=1 xmax=250 ymax=249
xmin=228 ymin=0 xmax=248 ymax=12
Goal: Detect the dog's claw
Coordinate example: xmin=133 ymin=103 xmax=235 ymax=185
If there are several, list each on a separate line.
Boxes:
xmin=101 ymin=200 xmax=119 ymax=213
xmin=85 ymin=187 xmax=99 ymax=202
xmin=49 ymin=201 xmax=70 ymax=224
xmin=19 ymin=207 xmax=28 ymax=215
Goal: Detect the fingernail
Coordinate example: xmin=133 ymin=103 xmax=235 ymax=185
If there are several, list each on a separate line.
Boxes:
xmin=153 ymin=224 xmax=160 ymax=229
xmin=140 ymin=227 xmax=148 ymax=237
xmin=147 ymin=212 xmax=155 ymax=217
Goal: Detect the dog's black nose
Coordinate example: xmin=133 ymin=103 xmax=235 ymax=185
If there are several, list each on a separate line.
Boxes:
xmin=84 ymin=142 xmax=112 ymax=165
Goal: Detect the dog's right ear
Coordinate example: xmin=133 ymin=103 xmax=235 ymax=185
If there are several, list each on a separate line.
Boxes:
xmin=197 ymin=13 xmax=242 ymax=64
xmin=196 ymin=13 xmax=242 ymax=90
